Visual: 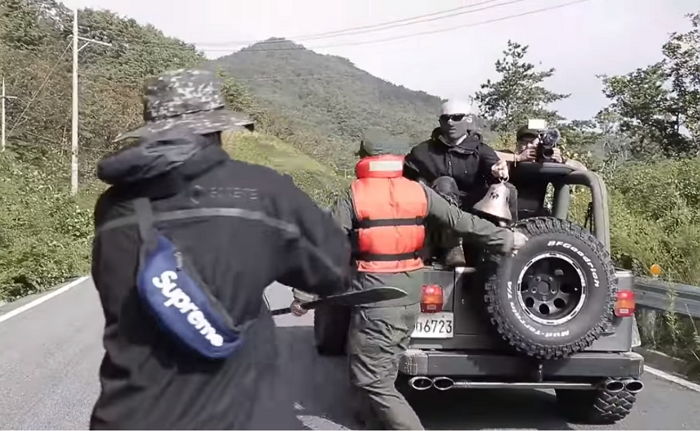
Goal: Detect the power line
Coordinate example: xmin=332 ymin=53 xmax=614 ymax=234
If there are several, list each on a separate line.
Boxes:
xmin=310 ymin=0 xmax=592 ymax=50
xmin=8 ymin=41 xmax=72 ymax=136
xmin=194 ymin=0 xmax=592 ymax=52
xmin=195 ymin=0 xmax=511 ymax=46
xmin=285 ymin=0 xmax=505 ymax=40
xmin=287 ymin=0 xmax=532 ymax=42
xmin=113 ymin=0 xmax=531 ymax=49
xmin=110 ymin=0 xmax=590 ymax=54
xmin=105 ymin=0 xmax=505 ymax=47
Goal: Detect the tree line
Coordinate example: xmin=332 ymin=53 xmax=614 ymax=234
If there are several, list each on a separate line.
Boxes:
xmin=473 ymin=12 xmax=699 ymax=284
xmin=0 ymin=0 xmax=697 ymax=302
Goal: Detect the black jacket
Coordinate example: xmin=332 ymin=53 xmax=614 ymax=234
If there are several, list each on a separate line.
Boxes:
xmin=404 ymin=128 xmax=500 ymax=207
xmin=89 ymin=132 xmax=350 ymax=429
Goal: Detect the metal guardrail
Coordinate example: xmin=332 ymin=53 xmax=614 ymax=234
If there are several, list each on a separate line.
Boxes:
xmin=634 ymin=277 xmax=700 ymax=319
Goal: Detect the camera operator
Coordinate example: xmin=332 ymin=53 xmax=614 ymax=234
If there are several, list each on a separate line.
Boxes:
xmin=495 ymin=124 xmax=587 ymax=219
xmin=508 ymin=125 xmax=587 ymax=171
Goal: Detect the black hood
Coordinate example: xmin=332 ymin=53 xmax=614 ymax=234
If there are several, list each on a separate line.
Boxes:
xmin=430 ymin=127 xmax=483 ymax=154
xmin=97 ymin=129 xmax=229 ymax=198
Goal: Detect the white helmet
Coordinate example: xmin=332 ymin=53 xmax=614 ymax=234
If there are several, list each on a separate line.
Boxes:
xmin=439 ymin=99 xmax=472 ymax=116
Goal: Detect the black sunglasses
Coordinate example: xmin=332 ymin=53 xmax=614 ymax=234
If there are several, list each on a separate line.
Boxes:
xmin=439 ymin=114 xmax=467 ymax=122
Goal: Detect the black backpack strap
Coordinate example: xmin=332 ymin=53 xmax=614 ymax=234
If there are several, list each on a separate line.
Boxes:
xmin=133 ymin=198 xmax=159 ymax=272
xmin=133 ymin=198 xmax=154 ymax=241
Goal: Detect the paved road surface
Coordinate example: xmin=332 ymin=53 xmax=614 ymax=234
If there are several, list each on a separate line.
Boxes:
xmin=1 ymin=278 xmax=700 ymax=430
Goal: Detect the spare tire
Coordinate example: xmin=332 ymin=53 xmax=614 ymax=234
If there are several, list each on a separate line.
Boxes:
xmin=483 ymin=217 xmax=616 ymax=359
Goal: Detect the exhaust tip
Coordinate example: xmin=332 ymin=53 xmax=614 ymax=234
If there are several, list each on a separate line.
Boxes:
xmin=624 ymin=379 xmax=644 ymax=393
xmin=432 ymin=377 xmax=455 ymax=391
xmin=604 ymin=379 xmax=625 ymax=392
xmin=408 ymin=376 xmax=433 ymax=391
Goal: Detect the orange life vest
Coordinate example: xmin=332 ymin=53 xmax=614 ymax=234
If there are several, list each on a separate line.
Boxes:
xmin=351 ymin=155 xmax=428 ymax=273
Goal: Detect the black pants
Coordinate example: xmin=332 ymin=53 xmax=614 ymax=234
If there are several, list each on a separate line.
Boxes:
xmin=428 ymin=177 xmax=518 ymax=264
xmin=347 ymin=304 xmax=424 ymax=430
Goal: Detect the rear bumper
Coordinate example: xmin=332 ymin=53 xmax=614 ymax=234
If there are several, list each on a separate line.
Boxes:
xmin=399 ymin=349 xmax=644 ymax=379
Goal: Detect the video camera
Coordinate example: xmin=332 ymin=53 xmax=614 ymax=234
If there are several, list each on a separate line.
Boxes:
xmin=527 ymin=119 xmax=561 ymax=163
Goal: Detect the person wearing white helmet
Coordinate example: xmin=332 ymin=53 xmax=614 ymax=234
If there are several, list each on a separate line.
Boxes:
xmin=404 ymin=98 xmax=510 ymax=266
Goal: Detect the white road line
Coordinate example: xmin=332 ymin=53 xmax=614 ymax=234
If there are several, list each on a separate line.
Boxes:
xmin=4 ymin=278 xmax=700 ymax=399
xmin=0 ymin=276 xmax=89 ymax=323
xmin=645 ymin=365 xmax=700 ymax=393
xmin=297 ymin=415 xmax=349 ymax=430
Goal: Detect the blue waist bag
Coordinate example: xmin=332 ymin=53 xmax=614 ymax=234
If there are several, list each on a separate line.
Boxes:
xmin=134 ymin=198 xmax=247 ymax=359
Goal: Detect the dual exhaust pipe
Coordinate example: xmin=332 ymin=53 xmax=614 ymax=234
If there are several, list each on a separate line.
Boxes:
xmin=600 ymin=377 xmax=644 ymax=393
xmin=408 ymin=376 xmax=644 ymax=393
xmin=415 ymin=376 xmax=469 ymax=391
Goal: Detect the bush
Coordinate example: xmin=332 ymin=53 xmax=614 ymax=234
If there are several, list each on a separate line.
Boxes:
xmin=223 ymin=131 xmax=348 ymax=207
xmin=608 ymin=158 xmax=700 ymax=284
xmin=569 ymin=158 xmax=700 ymax=285
xmin=0 ymin=152 xmax=93 ymax=301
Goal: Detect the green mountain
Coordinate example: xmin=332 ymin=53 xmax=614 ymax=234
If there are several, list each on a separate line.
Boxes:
xmin=209 ymin=38 xmax=445 ymax=169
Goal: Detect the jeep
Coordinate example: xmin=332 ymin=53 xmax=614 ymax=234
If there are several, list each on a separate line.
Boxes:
xmin=314 ymin=160 xmax=644 ymax=424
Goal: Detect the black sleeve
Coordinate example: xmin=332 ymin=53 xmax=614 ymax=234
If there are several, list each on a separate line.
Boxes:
xmin=274 ymin=175 xmax=351 ymax=297
xmin=403 ymin=146 xmax=422 ymax=181
xmin=423 ymin=185 xmax=513 ymax=254
xmin=479 ymin=143 xmax=501 ymax=184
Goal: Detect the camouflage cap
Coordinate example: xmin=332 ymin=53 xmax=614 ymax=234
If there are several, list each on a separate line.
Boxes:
xmin=357 ymin=127 xmax=409 ymax=157
xmin=114 ymin=68 xmax=254 ymax=142
xmin=516 ymin=125 xmax=540 ymax=140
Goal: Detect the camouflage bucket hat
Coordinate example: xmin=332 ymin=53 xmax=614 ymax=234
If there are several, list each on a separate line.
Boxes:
xmin=357 ymin=127 xmax=409 ymax=157
xmin=114 ymin=69 xmax=254 ymax=142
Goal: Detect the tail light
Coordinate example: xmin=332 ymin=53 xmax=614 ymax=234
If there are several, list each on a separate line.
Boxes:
xmin=421 ymin=284 xmax=443 ymax=313
xmin=614 ymin=289 xmax=635 ymax=317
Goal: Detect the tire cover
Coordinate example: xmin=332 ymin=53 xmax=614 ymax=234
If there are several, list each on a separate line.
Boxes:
xmin=483 ymin=217 xmax=616 ymax=359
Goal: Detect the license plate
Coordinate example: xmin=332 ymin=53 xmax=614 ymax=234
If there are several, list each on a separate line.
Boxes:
xmin=411 ymin=312 xmax=454 ymax=338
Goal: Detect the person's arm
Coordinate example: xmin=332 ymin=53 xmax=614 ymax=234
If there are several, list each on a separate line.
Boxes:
xmin=274 ymin=176 xmax=351 ymax=298
xmin=422 ymin=184 xmax=515 ymax=254
xmin=290 ymin=190 xmax=355 ymax=315
xmin=330 ymin=190 xmax=355 ymax=237
xmin=479 ymin=143 xmax=508 ymax=182
xmin=403 ymin=146 xmax=424 ymax=182
xmin=495 ymin=150 xmax=518 ymax=163
xmin=403 ymin=143 xmax=435 ymax=186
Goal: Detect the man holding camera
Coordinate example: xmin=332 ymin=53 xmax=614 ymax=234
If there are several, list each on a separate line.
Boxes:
xmin=495 ymin=124 xmax=587 ymax=219
xmin=503 ymin=125 xmax=587 ymax=170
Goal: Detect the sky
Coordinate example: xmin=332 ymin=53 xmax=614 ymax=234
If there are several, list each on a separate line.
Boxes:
xmin=60 ymin=0 xmax=698 ymax=121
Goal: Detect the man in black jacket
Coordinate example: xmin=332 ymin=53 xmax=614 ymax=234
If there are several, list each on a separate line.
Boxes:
xmin=89 ymin=69 xmax=351 ymax=429
xmin=404 ymin=99 xmax=508 ymax=207
xmin=404 ymin=99 xmax=510 ymax=266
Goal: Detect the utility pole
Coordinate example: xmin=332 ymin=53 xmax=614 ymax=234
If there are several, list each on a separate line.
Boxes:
xmin=71 ymin=7 xmax=78 ymax=195
xmin=1 ymin=77 xmax=18 ymax=153
xmin=71 ymin=7 xmax=111 ymax=196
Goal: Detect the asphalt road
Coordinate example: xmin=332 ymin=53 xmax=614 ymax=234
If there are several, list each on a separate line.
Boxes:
xmin=1 ymin=278 xmax=700 ymax=430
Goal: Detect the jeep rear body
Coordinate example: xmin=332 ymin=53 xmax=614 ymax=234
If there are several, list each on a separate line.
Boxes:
xmin=400 ymin=265 xmax=643 ymax=392
xmin=400 ymin=163 xmax=643 ymax=392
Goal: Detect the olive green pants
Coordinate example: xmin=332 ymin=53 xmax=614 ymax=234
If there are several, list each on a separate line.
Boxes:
xmin=347 ymin=303 xmax=423 ymax=430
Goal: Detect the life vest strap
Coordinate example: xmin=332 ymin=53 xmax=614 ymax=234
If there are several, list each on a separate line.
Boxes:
xmin=355 ymin=251 xmax=421 ymax=262
xmin=355 ymin=216 xmax=424 ymax=229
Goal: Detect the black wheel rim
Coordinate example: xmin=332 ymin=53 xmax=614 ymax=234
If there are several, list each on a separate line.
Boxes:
xmin=516 ymin=252 xmax=587 ymax=325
